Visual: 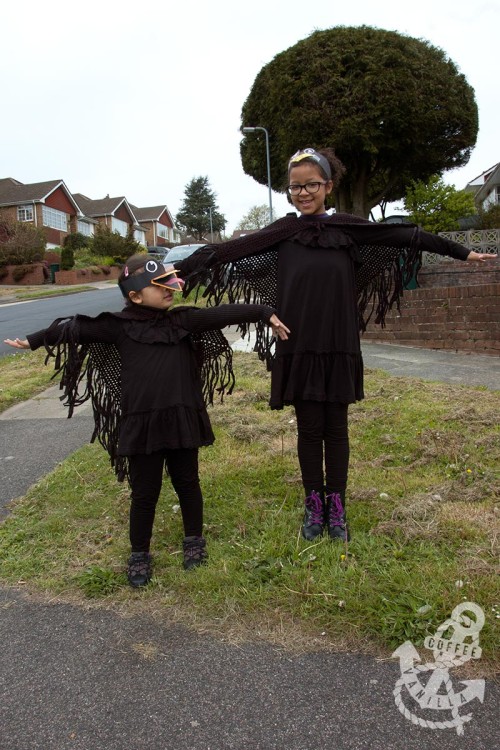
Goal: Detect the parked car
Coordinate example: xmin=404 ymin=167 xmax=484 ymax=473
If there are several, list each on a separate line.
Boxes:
xmin=162 ymin=244 xmax=205 ymax=265
xmin=147 ymin=246 xmax=168 ymax=257
xmin=163 ymin=244 xmax=209 ymax=284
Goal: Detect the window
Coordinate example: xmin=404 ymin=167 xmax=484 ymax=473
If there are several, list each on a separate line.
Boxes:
xmin=77 ymin=220 xmax=94 ymax=237
xmin=112 ymin=217 xmax=128 ymax=237
xmin=134 ymin=228 xmax=146 ymax=245
xmin=17 ymin=205 xmax=34 ymax=222
xmin=42 ymin=206 xmax=68 ymax=231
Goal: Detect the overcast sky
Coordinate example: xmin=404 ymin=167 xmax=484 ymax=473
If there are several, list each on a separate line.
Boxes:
xmin=2 ymin=0 xmax=497 ymax=233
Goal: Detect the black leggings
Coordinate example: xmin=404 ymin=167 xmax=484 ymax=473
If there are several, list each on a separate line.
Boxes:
xmin=294 ymin=400 xmax=349 ymax=497
xmin=128 ymin=448 xmax=203 ymax=552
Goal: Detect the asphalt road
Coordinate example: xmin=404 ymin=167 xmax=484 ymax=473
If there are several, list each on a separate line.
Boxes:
xmin=0 ymin=285 xmax=123 ymax=355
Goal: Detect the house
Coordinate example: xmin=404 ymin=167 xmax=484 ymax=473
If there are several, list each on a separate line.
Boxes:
xmin=130 ymin=205 xmax=181 ymax=247
xmin=72 ymin=193 xmax=147 ymax=246
xmin=0 ymin=177 xmax=83 ymax=248
xmin=230 ymin=229 xmax=259 ymax=240
xmin=464 ymin=163 xmax=500 ymax=210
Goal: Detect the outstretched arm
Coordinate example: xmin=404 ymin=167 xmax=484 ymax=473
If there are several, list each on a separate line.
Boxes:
xmin=176 ymin=304 xmax=290 ymax=339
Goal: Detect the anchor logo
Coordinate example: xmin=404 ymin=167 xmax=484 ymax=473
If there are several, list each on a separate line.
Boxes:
xmin=392 ymin=602 xmax=485 ymax=735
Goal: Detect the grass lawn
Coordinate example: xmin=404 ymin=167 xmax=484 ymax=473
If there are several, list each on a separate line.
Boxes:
xmin=0 ymin=351 xmax=498 ymax=673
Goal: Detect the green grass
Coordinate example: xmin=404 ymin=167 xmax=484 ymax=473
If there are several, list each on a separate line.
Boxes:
xmin=0 ymin=350 xmax=54 ymax=413
xmin=0 ymin=284 xmax=106 ymax=301
xmin=0 ymin=353 xmax=498 ymax=672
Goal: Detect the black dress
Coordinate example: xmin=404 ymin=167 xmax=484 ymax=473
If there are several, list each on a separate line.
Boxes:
xmin=271 ymin=235 xmax=363 ymax=408
xmin=27 ymin=303 xmax=275 ymax=460
xmin=179 ymin=216 xmax=470 ymax=411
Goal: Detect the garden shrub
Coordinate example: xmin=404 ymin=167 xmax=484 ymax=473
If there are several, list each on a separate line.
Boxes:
xmin=12 ymin=264 xmax=35 ymax=282
xmin=60 ymin=246 xmax=75 ymax=271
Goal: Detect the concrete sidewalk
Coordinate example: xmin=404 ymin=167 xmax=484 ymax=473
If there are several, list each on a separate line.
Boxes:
xmin=0 ymin=340 xmax=498 ymax=750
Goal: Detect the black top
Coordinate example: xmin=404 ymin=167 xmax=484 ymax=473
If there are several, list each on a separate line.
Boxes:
xmin=27 ymin=304 xmax=274 ymax=456
xmin=185 ymin=219 xmax=469 ymax=410
xmin=271 ymin=235 xmax=363 ymax=407
xmin=267 ymin=222 xmax=469 ymax=408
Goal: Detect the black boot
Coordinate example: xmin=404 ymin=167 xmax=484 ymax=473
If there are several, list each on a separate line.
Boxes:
xmin=127 ymin=551 xmax=153 ymax=588
xmin=325 ymin=492 xmax=350 ymax=541
xmin=183 ymin=536 xmax=208 ymax=570
xmin=302 ymin=490 xmax=324 ymax=541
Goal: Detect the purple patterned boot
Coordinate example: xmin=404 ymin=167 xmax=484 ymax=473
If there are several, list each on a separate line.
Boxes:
xmin=326 ymin=492 xmax=350 ymax=541
xmin=302 ymin=490 xmax=325 ymax=541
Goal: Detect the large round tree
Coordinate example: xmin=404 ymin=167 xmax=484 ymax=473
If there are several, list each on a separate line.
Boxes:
xmin=240 ymin=26 xmax=478 ymax=218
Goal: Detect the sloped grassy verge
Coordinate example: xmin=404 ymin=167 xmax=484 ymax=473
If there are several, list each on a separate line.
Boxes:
xmin=0 ymin=353 xmax=498 ymax=672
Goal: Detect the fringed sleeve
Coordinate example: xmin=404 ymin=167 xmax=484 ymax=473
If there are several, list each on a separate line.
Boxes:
xmin=35 ymin=316 xmax=128 ymax=482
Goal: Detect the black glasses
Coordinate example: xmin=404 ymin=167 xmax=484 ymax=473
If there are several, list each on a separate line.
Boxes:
xmin=286 ymin=181 xmax=328 ymax=196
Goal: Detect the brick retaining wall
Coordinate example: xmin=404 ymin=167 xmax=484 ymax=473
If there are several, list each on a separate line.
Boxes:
xmin=54 ymin=266 xmax=120 ymax=284
xmin=418 ymin=259 xmax=500 ymax=288
xmin=0 ymin=263 xmax=46 ymax=285
xmin=363 ymin=281 xmax=500 ymax=356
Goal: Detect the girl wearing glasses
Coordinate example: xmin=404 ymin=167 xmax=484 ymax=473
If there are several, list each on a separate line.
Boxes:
xmin=178 ymin=147 xmax=494 ymax=545
xmin=5 ymin=254 xmax=288 ymax=586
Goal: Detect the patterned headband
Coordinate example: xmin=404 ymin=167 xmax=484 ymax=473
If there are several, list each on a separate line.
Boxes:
xmin=119 ymin=259 xmax=185 ymax=297
xmin=288 ymin=148 xmax=332 ymax=179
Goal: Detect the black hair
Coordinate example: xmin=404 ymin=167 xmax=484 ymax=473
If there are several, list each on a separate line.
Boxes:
xmin=119 ymin=254 xmax=151 ymax=306
xmin=285 ymin=147 xmax=346 ymax=209
xmin=287 ymin=147 xmax=346 ymax=185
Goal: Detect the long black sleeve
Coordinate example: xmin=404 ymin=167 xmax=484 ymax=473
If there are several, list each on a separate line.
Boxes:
xmin=27 ymin=315 xmax=121 ymax=351
xmin=173 ymin=304 xmax=275 ymax=334
xmin=345 ymin=224 xmax=470 ymax=261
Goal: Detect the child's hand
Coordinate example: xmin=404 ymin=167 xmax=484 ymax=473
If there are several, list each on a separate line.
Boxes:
xmin=4 ymin=338 xmax=30 ymax=349
xmin=466 ymin=251 xmax=497 ymax=262
xmin=269 ymin=314 xmax=290 ymax=341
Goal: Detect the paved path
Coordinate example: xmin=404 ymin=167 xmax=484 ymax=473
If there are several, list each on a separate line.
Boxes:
xmin=0 ymin=339 xmax=498 ymax=749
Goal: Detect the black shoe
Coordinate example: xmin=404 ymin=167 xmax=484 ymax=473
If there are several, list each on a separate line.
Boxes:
xmin=302 ymin=490 xmax=324 ymax=541
xmin=127 ymin=551 xmax=152 ymax=588
xmin=326 ymin=492 xmax=350 ymax=541
xmin=183 ymin=536 xmax=208 ymax=570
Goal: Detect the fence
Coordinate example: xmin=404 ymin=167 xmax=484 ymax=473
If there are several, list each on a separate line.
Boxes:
xmin=423 ymin=229 xmax=500 ymax=265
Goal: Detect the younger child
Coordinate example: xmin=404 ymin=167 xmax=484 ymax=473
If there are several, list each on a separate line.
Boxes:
xmin=5 ymin=254 xmax=289 ymax=587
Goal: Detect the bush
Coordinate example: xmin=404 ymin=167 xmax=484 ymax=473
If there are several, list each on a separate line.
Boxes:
xmin=63 ymin=232 xmax=90 ymax=252
xmin=89 ymin=224 xmax=142 ymax=264
xmin=0 ymin=219 xmax=46 ymax=265
xmin=477 ymin=204 xmax=500 ymax=229
xmin=11 ymin=264 xmax=35 ymax=282
xmin=60 ymin=246 xmax=75 ymax=271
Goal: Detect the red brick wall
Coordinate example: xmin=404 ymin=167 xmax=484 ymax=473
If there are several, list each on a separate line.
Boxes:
xmin=418 ymin=259 xmax=500 ymax=288
xmin=363 ymin=280 xmax=500 ymax=356
xmin=54 ymin=266 xmax=120 ymax=285
xmin=0 ymin=263 xmax=46 ymax=285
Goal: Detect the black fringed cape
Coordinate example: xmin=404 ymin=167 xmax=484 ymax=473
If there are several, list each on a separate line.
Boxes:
xmin=29 ymin=305 xmax=251 ymax=483
xmin=178 ymin=212 xmax=469 ymax=371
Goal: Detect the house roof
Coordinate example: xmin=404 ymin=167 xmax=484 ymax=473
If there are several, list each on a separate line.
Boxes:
xmin=131 ymin=205 xmax=168 ymax=221
xmin=73 ymin=193 xmax=135 ymax=218
xmin=130 ymin=204 xmax=176 ymax=227
xmin=471 ymin=163 xmax=500 ymax=204
xmin=230 ymin=229 xmax=259 ymax=239
xmin=0 ymin=178 xmax=81 ymax=213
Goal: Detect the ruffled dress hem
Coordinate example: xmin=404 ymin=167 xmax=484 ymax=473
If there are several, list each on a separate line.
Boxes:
xmin=270 ymin=352 xmax=364 ymax=409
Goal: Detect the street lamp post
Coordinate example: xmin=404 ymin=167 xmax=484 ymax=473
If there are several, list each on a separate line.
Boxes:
xmin=208 ymin=206 xmax=214 ymax=243
xmin=242 ymin=126 xmax=273 ymax=224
